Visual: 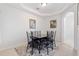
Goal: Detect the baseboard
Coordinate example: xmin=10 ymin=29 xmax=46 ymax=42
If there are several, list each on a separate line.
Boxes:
xmin=62 ymin=42 xmax=74 ymax=49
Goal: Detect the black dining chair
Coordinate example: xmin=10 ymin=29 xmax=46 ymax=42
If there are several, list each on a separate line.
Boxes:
xmin=30 ymin=31 xmax=41 ymax=54
xmin=47 ymin=31 xmax=54 ymax=49
xmin=26 ymin=32 xmax=32 ymax=53
xmin=47 ymin=31 xmax=56 ymax=48
xmin=53 ymin=31 xmax=56 ymax=47
xmin=41 ymin=31 xmax=54 ymax=55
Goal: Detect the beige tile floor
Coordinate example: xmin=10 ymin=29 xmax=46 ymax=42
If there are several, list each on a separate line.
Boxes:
xmin=0 ymin=49 xmax=18 ymax=56
xmin=0 ymin=42 xmax=78 ymax=56
xmin=54 ymin=44 xmax=74 ymax=56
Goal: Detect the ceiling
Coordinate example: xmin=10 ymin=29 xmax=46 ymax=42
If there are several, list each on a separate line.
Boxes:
xmin=6 ymin=3 xmax=74 ymax=16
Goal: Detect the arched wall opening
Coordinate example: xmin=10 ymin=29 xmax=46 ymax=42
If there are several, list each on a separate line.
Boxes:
xmin=63 ymin=12 xmax=74 ymax=48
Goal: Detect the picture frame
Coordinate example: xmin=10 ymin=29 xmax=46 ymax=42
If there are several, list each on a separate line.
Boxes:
xmin=50 ymin=20 xmax=56 ymax=28
xmin=29 ymin=19 xmax=36 ymax=29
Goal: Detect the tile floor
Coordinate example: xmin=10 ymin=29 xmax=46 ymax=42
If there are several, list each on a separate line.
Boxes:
xmin=0 ymin=42 xmax=78 ymax=56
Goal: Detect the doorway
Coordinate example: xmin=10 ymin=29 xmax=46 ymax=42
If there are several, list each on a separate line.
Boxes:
xmin=63 ymin=12 xmax=74 ymax=48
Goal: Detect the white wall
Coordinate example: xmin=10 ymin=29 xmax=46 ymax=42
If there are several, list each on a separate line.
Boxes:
xmin=0 ymin=3 xmax=74 ymax=50
xmin=41 ymin=15 xmax=62 ymax=42
xmin=0 ymin=4 xmax=63 ymax=50
xmin=0 ymin=4 xmax=44 ymax=50
xmin=77 ymin=4 xmax=79 ymax=49
xmin=43 ymin=4 xmax=76 ymax=45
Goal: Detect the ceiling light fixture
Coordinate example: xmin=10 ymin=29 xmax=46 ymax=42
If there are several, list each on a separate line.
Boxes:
xmin=41 ymin=3 xmax=47 ymax=7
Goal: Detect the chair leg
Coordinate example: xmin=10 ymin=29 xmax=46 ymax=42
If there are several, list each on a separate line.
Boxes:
xmin=52 ymin=44 xmax=53 ymax=50
xmin=53 ymin=41 xmax=56 ymax=47
xmin=26 ymin=45 xmax=29 ymax=52
xmin=31 ymin=46 xmax=34 ymax=55
xmin=47 ymin=47 xmax=49 ymax=55
xmin=39 ymin=46 xmax=40 ymax=54
xmin=38 ymin=43 xmax=40 ymax=54
xmin=54 ymin=43 xmax=56 ymax=47
xmin=31 ymin=41 xmax=34 ymax=55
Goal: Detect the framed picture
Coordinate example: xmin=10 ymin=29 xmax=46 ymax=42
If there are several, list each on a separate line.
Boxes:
xmin=29 ymin=19 xmax=36 ymax=29
xmin=50 ymin=20 xmax=56 ymax=28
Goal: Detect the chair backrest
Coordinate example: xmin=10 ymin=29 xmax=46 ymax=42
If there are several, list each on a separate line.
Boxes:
xmin=30 ymin=31 xmax=41 ymax=37
xmin=26 ymin=31 xmax=30 ymax=42
xmin=47 ymin=31 xmax=55 ymax=40
xmin=53 ymin=31 xmax=56 ymax=41
xmin=26 ymin=31 xmax=32 ymax=42
xmin=37 ymin=31 xmax=41 ymax=37
xmin=51 ymin=31 xmax=54 ymax=39
xmin=47 ymin=31 xmax=52 ymax=39
xmin=30 ymin=31 xmax=37 ymax=37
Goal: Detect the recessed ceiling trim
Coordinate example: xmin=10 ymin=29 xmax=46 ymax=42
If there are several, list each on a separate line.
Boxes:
xmin=20 ymin=3 xmax=42 ymax=16
xmin=6 ymin=3 xmax=75 ymax=17
xmin=20 ymin=3 xmax=74 ymax=16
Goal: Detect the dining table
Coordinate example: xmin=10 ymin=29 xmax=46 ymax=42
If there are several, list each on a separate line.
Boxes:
xmin=31 ymin=34 xmax=49 ymax=54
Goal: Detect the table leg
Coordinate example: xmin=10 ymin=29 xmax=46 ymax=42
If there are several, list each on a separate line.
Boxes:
xmin=31 ymin=39 xmax=34 ymax=55
xmin=39 ymin=42 xmax=40 ymax=54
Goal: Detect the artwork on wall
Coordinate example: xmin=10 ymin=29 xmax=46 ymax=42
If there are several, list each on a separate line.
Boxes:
xmin=50 ymin=20 xmax=56 ymax=28
xmin=29 ymin=19 xmax=36 ymax=29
